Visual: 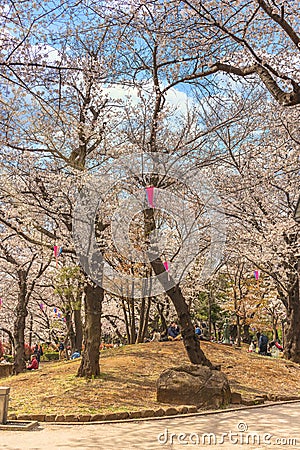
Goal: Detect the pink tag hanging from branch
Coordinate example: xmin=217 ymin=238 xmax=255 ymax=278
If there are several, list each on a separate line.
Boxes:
xmin=163 ymin=261 xmax=170 ymax=281
xmin=145 ymin=186 xmax=155 ymax=208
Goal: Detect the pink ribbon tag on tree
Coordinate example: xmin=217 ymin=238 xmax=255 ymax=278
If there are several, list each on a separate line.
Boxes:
xmin=145 ymin=186 xmax=155 ymax=208
xmin=163 ymin=261 xmax=169 ymax=272
xmin=254 ymin=270 xmax=260 ymax=280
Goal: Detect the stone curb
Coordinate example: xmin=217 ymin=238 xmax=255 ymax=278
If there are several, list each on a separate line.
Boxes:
xmin=9 ymin=397 xmax=300 ymax=425
xmin=0 ymin=421 xmax=38 ymax=431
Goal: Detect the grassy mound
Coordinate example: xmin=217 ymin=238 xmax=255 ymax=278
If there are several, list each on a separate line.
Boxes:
xmin=2 ymin=341 xmax=300 ymax=416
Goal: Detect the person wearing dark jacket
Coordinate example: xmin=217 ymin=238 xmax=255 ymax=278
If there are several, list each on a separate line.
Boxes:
xmin=58 ymin=341 xmax=65 ymax=360
xmin=167 ymin=322 xmax=181 ymax=341
xmin=33 ymin=343 xmax=43 ymax=363
xmin=258 ymin=333 xmax=268 ymax=356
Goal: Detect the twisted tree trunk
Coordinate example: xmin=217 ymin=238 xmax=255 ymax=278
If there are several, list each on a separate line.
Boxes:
xmin=144 ymin=209 xmax=213 ymax=368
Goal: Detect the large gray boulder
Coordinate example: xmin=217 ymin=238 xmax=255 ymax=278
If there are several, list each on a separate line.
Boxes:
xmin=157 ymin=364 xmax=231 ymax=408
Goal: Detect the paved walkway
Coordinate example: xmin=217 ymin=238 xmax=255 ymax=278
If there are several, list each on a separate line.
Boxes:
xmin=1 ymin=402 xmax=300 ymax=450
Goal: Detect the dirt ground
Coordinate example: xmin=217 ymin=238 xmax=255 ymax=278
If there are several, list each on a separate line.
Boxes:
xmin=2 ymin=341 xmax=300 ymax=416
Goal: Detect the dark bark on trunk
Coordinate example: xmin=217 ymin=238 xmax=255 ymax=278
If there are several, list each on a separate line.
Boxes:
xmin=14 ymin=310 xmax=27 ymax=374
xmin=212 ymin=322 xmax=217 ymax=339
xmin=156 ymin=302 xmax=168 ymax=336
xmin=130 ymin=297 xmax=136 ymax=344
xmin=28 ymin=313 xmax=33 ymax=348
xmin=164 ymin=282 xmax=213 ymax=367
xmin=136 ymin=297 xmax=146 ymax=343
xmin=13 ymin=270 xmax=27 ymax=374
xmin=271 ymin=315 xmax=279 ymax=341
xmin=283 ymin=279 xmax=300 ymax=362
xmin=141 ymin=297 xmax=152 ymax=342
xmin=102 ymin=315 xmax=126 ymax=344
xmin=236 ymin=315 xmax=241 ymax=347
xmin=121 ymin=298 xmax=131 ymax=344
xmin=243 ymin=325 xmax=251 ymax=344
xmin=0 ymin=328 xmax=14 ymax=352
xmin=208 ymin=293 xmax=212 ymax=340
xmin=77 ymin=283 xmax=103 ymax=378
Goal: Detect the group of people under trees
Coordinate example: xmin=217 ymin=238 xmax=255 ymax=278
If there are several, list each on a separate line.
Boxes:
xmin=26 ymin=341 xmax=81 ymax=370
xmin=150 ymin=321 xmax=284 ymax=360
xmin=150 ymin=321 xmax=211 ymax=343
xmin=248 ymin=332 xmax=284 ymax=357
xmin=13 ymin=323 xmax=286 ymax=372
xmin=26 ymin=343 xmax=43 ymax=370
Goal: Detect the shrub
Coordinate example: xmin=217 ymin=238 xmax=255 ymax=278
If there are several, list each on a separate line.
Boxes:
xmin=41 ymin=352 xmax=59 ymax=361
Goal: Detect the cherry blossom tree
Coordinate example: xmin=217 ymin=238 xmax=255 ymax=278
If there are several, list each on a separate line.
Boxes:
xmin=1 ymin=0 xmax=299 ymax=374
xmin=210 ymin=98 xmax=300 ymax=361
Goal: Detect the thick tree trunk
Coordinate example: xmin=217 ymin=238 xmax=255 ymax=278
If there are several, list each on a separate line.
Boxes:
xmin=13 ymin=270 xmax=28 ymax=374
xmin=77 ymin=283 xmax=103 ymax=378
xmin=243 ymin=324 xmax=251 ymax=344
xmin=283 ymin=281 xmax=300 ymax=362
xmin=14 ymin=309 xmax=27 ymax=374
xmin=164 ymin=282 xmax=213 ymax=367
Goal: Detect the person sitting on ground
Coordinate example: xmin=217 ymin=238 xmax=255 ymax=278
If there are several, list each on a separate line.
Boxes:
xmin=248 ymin=340 xmax=256 ymax=352
xmin=151 ymin=331 xmax=161 ymax=342
xmin=159 ymin=330 xmax=169 ymax=342
xmin=258 ymin=333 xmax=269 ymax=356
xmin=194 ymin=324 xmax=202 ymax=339
xmin=269 ymin=340 xmax=284 ymax=352
xmin=27 ymin=354 xmax=39 ymax=370
xmin=70 ymin=350 xmax=81 ymax=360
xmin=201 ymin=322 xmax=210 ymax=341
xmin=167 ymin=322 xmax=181 ymax=341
